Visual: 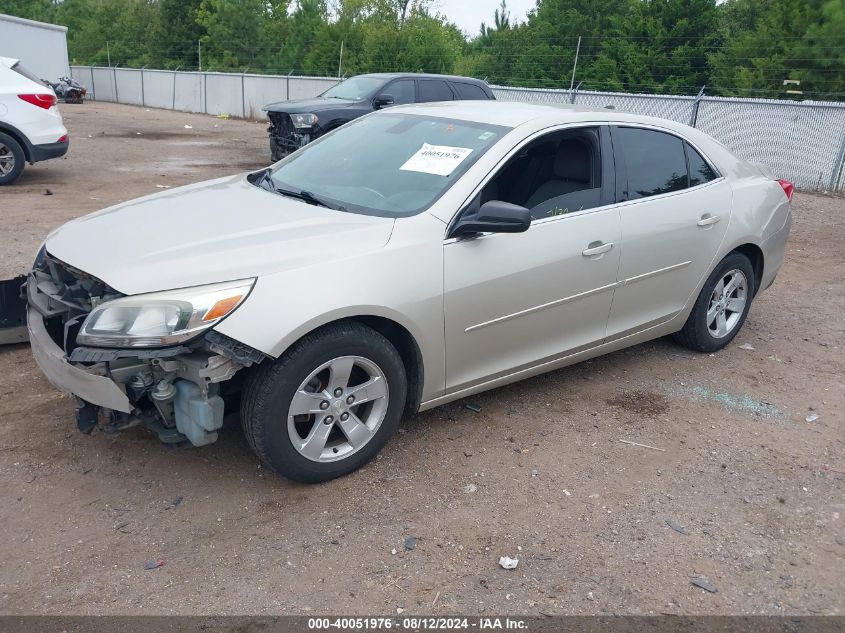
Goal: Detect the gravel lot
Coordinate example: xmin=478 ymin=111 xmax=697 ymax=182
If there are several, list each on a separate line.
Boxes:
xmin=0 ymin=103 xmax=843 ymax=616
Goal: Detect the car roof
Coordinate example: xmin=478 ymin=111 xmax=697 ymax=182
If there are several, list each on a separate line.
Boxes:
xmin=388 ymin=100 xmax=697 ymax=134
xmin=355 ymin=73 xmax=489 ymax=85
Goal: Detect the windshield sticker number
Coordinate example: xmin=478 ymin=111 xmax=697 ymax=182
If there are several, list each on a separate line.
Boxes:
xmin=400 ymin=143 xmax=473 ymax=177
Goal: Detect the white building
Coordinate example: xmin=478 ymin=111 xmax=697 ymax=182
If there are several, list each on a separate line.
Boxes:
xmin=0 ymin=13 xmax=70 ymax=80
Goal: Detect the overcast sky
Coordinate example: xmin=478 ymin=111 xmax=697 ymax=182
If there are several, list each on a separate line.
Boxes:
xmin=435 ymin=0 xmax=536 ymax=37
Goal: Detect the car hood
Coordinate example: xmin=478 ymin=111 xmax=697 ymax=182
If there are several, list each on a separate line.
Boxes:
xmin=264 ymin=97 xmax=358 ymax=113
xmin=44 ymin=174 xmax=395 ymax=295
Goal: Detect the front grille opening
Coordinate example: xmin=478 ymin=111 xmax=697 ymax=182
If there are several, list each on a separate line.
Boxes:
xmin=268 ymin=111 xmax=294 ymax=137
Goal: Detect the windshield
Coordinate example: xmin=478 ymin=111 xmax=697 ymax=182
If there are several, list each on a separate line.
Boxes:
xmin=261 ymin=113 xmax=509 ymax=217
xmin=322 ymin=76 xmax=385 ymax=100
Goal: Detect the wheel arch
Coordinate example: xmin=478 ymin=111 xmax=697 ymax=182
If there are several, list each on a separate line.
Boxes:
xmin=264 ymin=313 xmax=425 ymax=413
xmin=321 ymin=118 xmax=350 ymax=133
xmin=0 ymin=122 xmax=32 ymax=162
xmin=730 ymin=243 xmax=764 ymax=296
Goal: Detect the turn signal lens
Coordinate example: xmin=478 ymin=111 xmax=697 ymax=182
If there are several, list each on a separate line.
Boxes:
xmin=203 ymin=295 xmax=244 ymax=322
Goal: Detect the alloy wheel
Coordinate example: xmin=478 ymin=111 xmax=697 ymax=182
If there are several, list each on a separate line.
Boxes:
xmin=707 ymin=269 xmax=748 ymax=338
xmin=287 ymin=355 xmax=389 ymax=463
xmin=0 ymin=142 xmax=15 ymax=177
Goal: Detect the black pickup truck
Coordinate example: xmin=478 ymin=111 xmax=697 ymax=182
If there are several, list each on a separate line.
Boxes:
xmin=264 ymin=73 xmax=496 ymax=161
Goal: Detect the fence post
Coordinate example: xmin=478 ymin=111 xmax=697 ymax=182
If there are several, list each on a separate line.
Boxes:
xmin=830 ymin=132 xmax=845 ymax=192
xmin=113 ymin=65 xmax=119 ymax=103
xmin=172 ymin=66 xmax=179 ymax=110
xmin=287 ymin=70 xmax=292 ymax=100
xmin=689 ymin=85 xmax=706 ymax=128
xmin=140 ymin=66 xmax=146 ymax=107
xmin=242 ymin=68 xmax=248 ymax=119
xmin=89 ymin=66 xmax=95 ymax=101
xmin=569 ymin=81 xmax=582 ymax=104
xmin=203 ymin=71 xmax=207 ymax=114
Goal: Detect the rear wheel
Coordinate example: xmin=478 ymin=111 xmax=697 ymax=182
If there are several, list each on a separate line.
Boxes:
xmin=241 ymin=322 xmax=407 ymax=483
xmin=673 ymin=252 xmax=755 ymax=352
xmin=0 ymin=133 xmax=25 ymax=186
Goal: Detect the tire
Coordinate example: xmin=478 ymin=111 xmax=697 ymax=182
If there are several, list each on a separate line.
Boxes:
xmin=0 ymin=132 xmax=25 ymax=186
xmin=241 ymin=322 xmax=407 ymax=483
xmin=673 ymin=252 xmax=756 ymax=353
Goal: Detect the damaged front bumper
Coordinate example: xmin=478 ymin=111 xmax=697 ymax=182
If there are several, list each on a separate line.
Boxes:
xmin=25 ymin=260 xmax=267 ymax=447
xmin=28 ymin=306 xmax=132 ymax=412
xmin=269 ymin=129 xmax=312 ymax=161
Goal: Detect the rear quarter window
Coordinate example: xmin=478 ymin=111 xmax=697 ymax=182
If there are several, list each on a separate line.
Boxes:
xmin=12 ymin=62 xmax=47 ymax=86
xmin=685 ymin=142 xmax=718 ymax=186
xmin=453 ymin=82 xmax=489 ymax=100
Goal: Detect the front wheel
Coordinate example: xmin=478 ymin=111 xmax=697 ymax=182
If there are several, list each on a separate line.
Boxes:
xmin=241 ymin=322 xmax=407 ymax=483
xmin=673 ymin=252 xmax=755 ymax=352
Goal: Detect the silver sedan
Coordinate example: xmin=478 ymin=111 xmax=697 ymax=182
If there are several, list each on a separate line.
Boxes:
xmin=27 ymin=101 xmax=792 ymax=482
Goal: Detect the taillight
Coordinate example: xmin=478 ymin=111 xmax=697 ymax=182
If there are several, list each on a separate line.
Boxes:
xmin=18 ymin=93 xmax=57 ymax=109
xmin=57 ymin=134 xmax=68 ymax=143
xmin=777 ymin=179 xmax=794 ymax=202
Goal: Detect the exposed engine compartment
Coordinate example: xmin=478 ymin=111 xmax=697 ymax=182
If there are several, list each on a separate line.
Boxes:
xmin=26 ymin=253 xmax=267 ymax=445
xmin=267 ymin=111 xmax=313 ymax=160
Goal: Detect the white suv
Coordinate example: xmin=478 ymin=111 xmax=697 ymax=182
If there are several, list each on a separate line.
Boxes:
xmin=0 ymin=56 xmax=68 ymax=185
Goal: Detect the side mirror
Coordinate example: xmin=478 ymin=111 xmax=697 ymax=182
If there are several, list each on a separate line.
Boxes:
xmin=374 ymin=94 xmax=395 ymax=108
xmin=449 ymin=200 xmax=531 ymax=239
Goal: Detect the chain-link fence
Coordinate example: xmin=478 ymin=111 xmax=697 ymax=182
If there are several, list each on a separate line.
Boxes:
xmin=70 ymin=65 xmax=845 ymax=192
xmin=493 ymin=84 xmax=845 ymax=191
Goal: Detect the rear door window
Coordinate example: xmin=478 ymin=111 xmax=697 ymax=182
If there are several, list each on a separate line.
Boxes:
xmin=419 ymin=80 xmax=455 ymax=102
xmin=614 ymin=127 xmax=689 ymax=200
xmin=453 ymin=82 xmax=488 ymax=100
xmin=685 ymin=142 xmax=718 ymax=187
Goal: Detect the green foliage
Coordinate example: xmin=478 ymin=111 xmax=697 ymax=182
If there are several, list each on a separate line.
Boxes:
xmin=150 ymin=0 xmax=206 ymax=69
xmin=709 ymin=0 xmax=845 ymax=98
xmin=0 ymin=0 xmax=59 ymax=22
xmin=1 ymin=0 xmax=842 ymax=99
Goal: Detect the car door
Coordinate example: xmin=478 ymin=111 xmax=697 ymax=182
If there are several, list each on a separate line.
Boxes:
xmin=606 ymin=126 xmax=732 ymax=339
xmin=443 ymin=125 xmax=621 ymax=393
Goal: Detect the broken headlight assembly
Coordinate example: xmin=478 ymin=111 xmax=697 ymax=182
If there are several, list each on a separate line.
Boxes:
xmin=290 ymin=113 xmax=319 ymax=129
xmin=76 ymin=279 xmax=255 ymax=348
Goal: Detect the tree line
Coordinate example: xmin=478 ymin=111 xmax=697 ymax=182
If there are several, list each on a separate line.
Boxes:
xmin=3 ymin=0 xmax=844 ymax=99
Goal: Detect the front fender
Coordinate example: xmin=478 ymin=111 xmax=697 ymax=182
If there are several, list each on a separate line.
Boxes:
xmin=214 ymin=212 xmax=448 ymax=402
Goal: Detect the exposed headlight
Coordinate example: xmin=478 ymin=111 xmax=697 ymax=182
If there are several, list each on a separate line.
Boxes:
xmin=77 ymin=279 xmax=255 ymax=348
xmin=290 ymin=113 xmax=319 ymax=129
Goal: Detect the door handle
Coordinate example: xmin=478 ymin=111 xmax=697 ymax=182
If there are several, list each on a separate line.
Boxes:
xmin=582 ymin=241 xmax=613 ymax=257
xmin=697 ymin=213 xmax=721 ymax=227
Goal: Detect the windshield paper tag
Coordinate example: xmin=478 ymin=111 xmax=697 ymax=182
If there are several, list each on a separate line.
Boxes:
xmin=400 ymin=143 xmax=473 ymax=177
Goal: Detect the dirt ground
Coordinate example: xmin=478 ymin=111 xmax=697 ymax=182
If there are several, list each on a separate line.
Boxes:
xmin=0 ymin=102 xmax=843 ymax=616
